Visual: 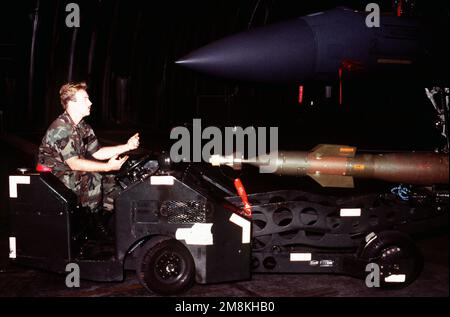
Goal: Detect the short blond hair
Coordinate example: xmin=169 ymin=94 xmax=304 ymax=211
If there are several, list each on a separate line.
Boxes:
xmin=59 ymin=82 xmax=87 ymax=109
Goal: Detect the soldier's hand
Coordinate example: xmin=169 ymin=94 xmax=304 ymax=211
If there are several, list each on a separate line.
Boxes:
xmin=126 ymin=133 xmax=140 ymax=151
xmin=108 ymin=154 xmax=129 ymax=171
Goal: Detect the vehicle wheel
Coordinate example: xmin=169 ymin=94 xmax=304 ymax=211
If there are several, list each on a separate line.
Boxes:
xmin=136 ymin=236 xmax=195 ymax=295
xmin=359 ymin=231 xmax=423 ymax=289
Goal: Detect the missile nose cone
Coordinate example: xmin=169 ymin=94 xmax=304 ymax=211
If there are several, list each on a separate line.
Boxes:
xmin=176 ymin=19 xmax=316 ymax=83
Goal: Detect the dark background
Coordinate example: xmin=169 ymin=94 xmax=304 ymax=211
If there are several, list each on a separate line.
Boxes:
xmin=0 ymin=0 xmax=448 ymax=298
xmin=0 ymin=0 xmax=448 ymax=153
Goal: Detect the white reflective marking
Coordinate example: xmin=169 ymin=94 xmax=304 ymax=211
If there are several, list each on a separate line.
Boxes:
xmin=229 ymin=213 xmax=251 ymax=244
xmin=290 ymin=253 xmax=312 ymax=262
xmin=365 ymin=232 xmax=377 ymax=244
xmin=175 ymin=223 xmax=213 ymax=245
xmin=9 ymin=176 xmax=30 ymax=198
xmin=340 ymin=208 xmax=361 ymax=217
xmin=150 ymin=176 xmax=174 ymax=185
xmin=385 ymin=274 xmax=406 ymax=283
xmin=9 ymin=237 xmax=16 ymax=259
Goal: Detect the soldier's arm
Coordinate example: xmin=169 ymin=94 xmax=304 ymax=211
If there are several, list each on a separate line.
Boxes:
xmin=91 ymin=144 xmax=131 ymax=161
xmin=91 ymin=133 xmax=140 ymax=160
xmin=66 ymin=155 xmax=128 ymax=172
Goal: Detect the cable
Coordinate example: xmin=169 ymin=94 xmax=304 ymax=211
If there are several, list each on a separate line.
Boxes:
xmin=391 ymin=184 xmax=411 ymax=201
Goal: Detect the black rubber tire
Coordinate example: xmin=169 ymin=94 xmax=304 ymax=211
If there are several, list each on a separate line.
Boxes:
xmin=359 ymin=230 xmax=423 ymax=289
xmin=136 ymin=236 xmax=195 ymax=295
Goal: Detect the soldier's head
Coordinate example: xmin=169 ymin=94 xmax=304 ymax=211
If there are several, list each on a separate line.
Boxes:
xmin=59 ymin=82 xmax=92 ymax=118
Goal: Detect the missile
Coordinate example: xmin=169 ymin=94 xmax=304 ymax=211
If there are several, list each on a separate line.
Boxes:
xmin=210 ymin=144 xmax=449 ymax=188
xmin=176 ymin=7 xmax=447 ymax=84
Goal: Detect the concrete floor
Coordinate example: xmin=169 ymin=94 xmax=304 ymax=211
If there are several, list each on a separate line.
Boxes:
xmin=0 ymin=234 xmax=448 ymax=297
xmin=0 ymin=131 xmax=448 ymax=298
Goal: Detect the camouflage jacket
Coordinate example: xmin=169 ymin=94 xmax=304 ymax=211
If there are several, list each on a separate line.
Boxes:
xmin=37 ymin=111 xmax=100 ymax=178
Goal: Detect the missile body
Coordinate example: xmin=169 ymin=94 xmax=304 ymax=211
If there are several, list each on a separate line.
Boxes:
xmin=176 ymin=8 xmax=442 ymax=83
xmin=211 ymin=144 xmax=449 ymax=188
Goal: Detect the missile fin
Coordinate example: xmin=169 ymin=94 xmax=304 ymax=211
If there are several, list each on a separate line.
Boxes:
xmin=308 ymin=173 xmax=355 ymax=188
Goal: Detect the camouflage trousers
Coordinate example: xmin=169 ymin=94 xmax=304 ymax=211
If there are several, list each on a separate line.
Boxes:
xmin=60 ymin=171 xmax=119 ymax=212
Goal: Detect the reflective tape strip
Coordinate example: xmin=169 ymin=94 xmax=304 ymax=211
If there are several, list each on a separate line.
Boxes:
xmin=290 ymin=253 xmax=312 ymax=261
xmin=9 ymin=237 xmax=16 ymax=259
xmin=385 ymin=274 xmax=406 ymax=283
xmin=9 ymin=176 xmax=30 ymax=198
xmin=365 ymin=232 xmax=377 ymax=244
xmin=340 ymin=208 xmax=361 ymax=217
xmin=175 ymin=223 xmax=213 ymax=245
xmin=150 ymin=176 xmax=174 ymax=185
xmin=229 ymin=213 xmax=251 ymax=244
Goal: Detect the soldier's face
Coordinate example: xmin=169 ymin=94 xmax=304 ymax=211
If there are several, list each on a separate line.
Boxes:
xmin=73 ymin=90 xmax=92 ymax=117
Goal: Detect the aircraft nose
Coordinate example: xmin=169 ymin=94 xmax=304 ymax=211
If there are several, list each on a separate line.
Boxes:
xmin=176 ymin=19 xmax=316 ymax=83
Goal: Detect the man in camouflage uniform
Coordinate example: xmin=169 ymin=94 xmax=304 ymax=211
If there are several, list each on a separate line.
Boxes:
xmin=38 ymin=82 xmax=140 ymax=213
